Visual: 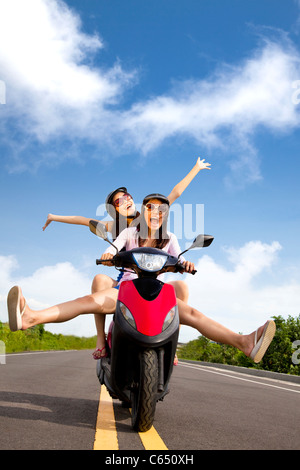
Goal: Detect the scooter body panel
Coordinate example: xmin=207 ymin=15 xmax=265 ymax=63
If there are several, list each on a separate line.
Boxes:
xmin=98 ymin=277 xmax=179 ymax=404
xmin=92 ymin=232 xmax=214 ymax=429
xmin=118 ymin=279 xmax=177 ymax=336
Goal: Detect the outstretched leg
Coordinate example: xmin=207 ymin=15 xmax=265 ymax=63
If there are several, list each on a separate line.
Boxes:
xmin=8 ymin=286 xmax=118 ymax=330
xmin=92 ymin=274 xmax=117 ymax=358
xmin=177 ymin=299 xmax=274 ymax=360
xmin=168 ymin=280 xmax=189 ymax=364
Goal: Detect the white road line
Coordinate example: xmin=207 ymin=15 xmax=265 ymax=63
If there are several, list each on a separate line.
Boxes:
xmin=6 ymin=350 xmax=76 ymax=357
xmin=179 ymin=362 xmax=300 ymax=394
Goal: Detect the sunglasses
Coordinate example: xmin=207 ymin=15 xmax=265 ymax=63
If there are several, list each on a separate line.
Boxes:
xmin=144 ymin=203 xmax=169 ymax=214
xmin=113 ymin=193 xmax=133 ymax=208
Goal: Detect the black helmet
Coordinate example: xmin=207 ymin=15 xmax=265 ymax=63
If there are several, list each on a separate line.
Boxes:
xmin=105 ymin=187 xmax=127 ymax=217
xmin=142 ymin=193 xmax=170 ymax=206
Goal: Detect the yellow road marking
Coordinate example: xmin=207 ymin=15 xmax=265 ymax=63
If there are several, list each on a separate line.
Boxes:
xmin=94 ymin=386 xmax=119 ymax=450
xmin=128 ymin=408 xmax=168 ymax=450
xmin=94 ymin=387 xmax=168 ymax=450
xmin=137 ymin=424 xmax=168 ymax=450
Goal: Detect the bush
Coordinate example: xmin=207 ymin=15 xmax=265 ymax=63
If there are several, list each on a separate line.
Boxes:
xmin=258 ymin=315 xmax=300 ymax=375
xmin=0 ymin=322 xmax=97 ymax=353
xmin=178 ymin=314 xmax=300 ymax=375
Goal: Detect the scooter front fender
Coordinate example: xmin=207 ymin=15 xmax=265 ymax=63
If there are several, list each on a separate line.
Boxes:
xmin=118 ymin=279 xmax=177 ymax=337
xmin=100 ymin=278 xmax=179 ymax=404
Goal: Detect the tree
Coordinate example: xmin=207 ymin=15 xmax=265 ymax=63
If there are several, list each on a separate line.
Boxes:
xmin=259 ymin=315 xmax=300 ymax=375
xmin=178 ymin=315 xmax=300 ymax=375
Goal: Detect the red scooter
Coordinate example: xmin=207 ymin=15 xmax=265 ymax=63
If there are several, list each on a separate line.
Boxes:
xmin=89 ymin=220 xmax=213 ymax=432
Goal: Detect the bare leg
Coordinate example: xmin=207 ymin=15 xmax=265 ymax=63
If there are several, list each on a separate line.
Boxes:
xmin=168 ymin=280 xmax=189 ymax=303
xmin=91 ymin=274 xmax=117 ymax=357
xmin=177 ymin=299 xmax=267 ymax=357
xmin=168 ymin=281 xmax=189 ymax=364
xmin=19 ymin=288 xmax=118 ymax=330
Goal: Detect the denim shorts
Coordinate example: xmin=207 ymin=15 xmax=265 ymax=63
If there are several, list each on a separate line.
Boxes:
xmin=114 ymin=268 xmax=124 ymax=290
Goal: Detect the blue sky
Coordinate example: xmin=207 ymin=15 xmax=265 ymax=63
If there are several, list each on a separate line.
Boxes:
xmin=0 ymin=0 xmax=300 ymax=342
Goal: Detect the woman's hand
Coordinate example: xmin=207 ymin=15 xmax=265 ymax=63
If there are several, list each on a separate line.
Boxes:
xmin=182 ymin=260 xmax=196 ymax=274
xmin=100 ymin=253 xmax=114 ymax=266
xmin=42 ymin=213 xmax=54 ymax=231
xmin=196 ymin=157 xmax=211 ymax=170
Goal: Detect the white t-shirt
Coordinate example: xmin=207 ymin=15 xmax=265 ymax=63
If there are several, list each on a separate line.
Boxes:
xmin=104 ymin=227 xmax=184 ymax=284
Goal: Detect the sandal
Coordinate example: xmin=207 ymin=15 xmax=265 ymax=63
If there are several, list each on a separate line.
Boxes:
xmin=92 ymin=347 xmax=108 ymax=360
xmin=7 ymin=286 xmax=26 ymax=331
xmin=250 ymin=320 xmax=276 ymax=363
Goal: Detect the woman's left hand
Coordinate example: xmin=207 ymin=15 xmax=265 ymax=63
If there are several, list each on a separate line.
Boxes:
xmin=182 ymin=261 xmax=195 ymax=273
xmin=196 ymin=157 xmax=211 ymax=170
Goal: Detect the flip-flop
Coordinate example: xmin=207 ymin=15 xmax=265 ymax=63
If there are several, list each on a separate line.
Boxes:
xmin=250 ymin=320 xmax=276 ymax=363
xmin=7 ymin=286 xmax=26 ymax=332
xmin=92 ymin=347 xmax=107 ymax=360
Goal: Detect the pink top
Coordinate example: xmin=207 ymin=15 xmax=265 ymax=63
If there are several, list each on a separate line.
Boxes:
xmin=104 ymin=227 xmax=185 ymax=284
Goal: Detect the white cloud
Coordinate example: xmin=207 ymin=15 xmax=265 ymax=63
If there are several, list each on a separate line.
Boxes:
xmin=1 ymin=240 xmax=300 ymax=342
xmin=178 ymin=240 xmax=300 ymax=342
xmin=120 ymin=38 xmax=300 ymax=187
xmin=0 ymin=256 xmax=97 ymax=337
xmin=1 ymin=1 xmax=300 ymax=185
xmin=0 ymin=0 xmax=134 ymax=142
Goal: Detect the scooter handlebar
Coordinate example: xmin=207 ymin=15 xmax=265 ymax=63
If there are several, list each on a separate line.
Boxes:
xmin=175 ymin=263 xmax=197 ymax=275
xmin=96 ymin=258 xmax=114 ymax=265
xmin=95 ymin=258 xmax=197 ymax=274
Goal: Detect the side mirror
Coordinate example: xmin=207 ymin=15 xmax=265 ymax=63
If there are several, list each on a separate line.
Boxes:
xmin=89 ymin=220 xmax=108 ymax=240
xmin=190 ymin=234 xmax=214 ymax=249
xmin=89 ymin=220 xmax=119 ymax=253
xmin=178 ymin=234 xmax=214 ymax=257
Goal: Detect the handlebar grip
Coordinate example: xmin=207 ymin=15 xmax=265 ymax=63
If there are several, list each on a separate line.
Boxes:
xmin=96 ymin=259 xmax=106 ymax=265
xmin=96 ymin=258 xmax=116 ymax=266
xmin=176 ymin=264 xmax=197 ymax=275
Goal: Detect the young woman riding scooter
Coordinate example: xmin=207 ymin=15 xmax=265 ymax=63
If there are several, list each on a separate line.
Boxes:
xmin=42 ymin=157 xmax=211 ymax=360
xmin=8 ymin=194 xmax=276 ymax=365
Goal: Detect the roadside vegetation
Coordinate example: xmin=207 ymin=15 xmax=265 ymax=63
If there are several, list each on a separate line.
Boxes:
xmin=1 ymin=314 xmax=299 ymax=375
xmin=0 ymin=321 xmax=96 ymax=353
xmin=178 ymin=315 xmax=300 ymax=375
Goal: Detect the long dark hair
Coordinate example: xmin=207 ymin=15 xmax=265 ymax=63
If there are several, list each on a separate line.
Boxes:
xmin=105 ymin=187 xmax=140 ymax=241
xmin=112 ymin=210 xmax=140 ymax=241
xmin=137 ymin=195 xmax=170 ymax=249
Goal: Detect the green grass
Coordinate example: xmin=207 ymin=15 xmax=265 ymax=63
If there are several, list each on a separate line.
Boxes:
xmin=0 ymin=321 xmax=96 ymax=353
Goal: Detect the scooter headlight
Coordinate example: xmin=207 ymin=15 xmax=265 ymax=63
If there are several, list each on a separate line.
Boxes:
xmin=162 ymin=305 xmax=177 ymax=331
xmin=119 ymin=302 xmax=137 ymax=330
xmin=133 ymin=253 xmax=168 ymax=272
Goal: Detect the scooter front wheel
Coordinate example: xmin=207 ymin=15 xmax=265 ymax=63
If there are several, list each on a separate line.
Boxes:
xmin=131 ymin=349 xmax=158 ymax=432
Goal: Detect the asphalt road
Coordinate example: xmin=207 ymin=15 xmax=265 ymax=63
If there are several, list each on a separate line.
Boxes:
xmin=0 ymin=350 xmax=299 ymax=450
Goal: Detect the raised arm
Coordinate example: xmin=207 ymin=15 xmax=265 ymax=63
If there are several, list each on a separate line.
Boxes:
xmin=42 ymin=213 xmax=112 ymax=232
xmin=167 ymin=157 xmax=211 ymax=205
